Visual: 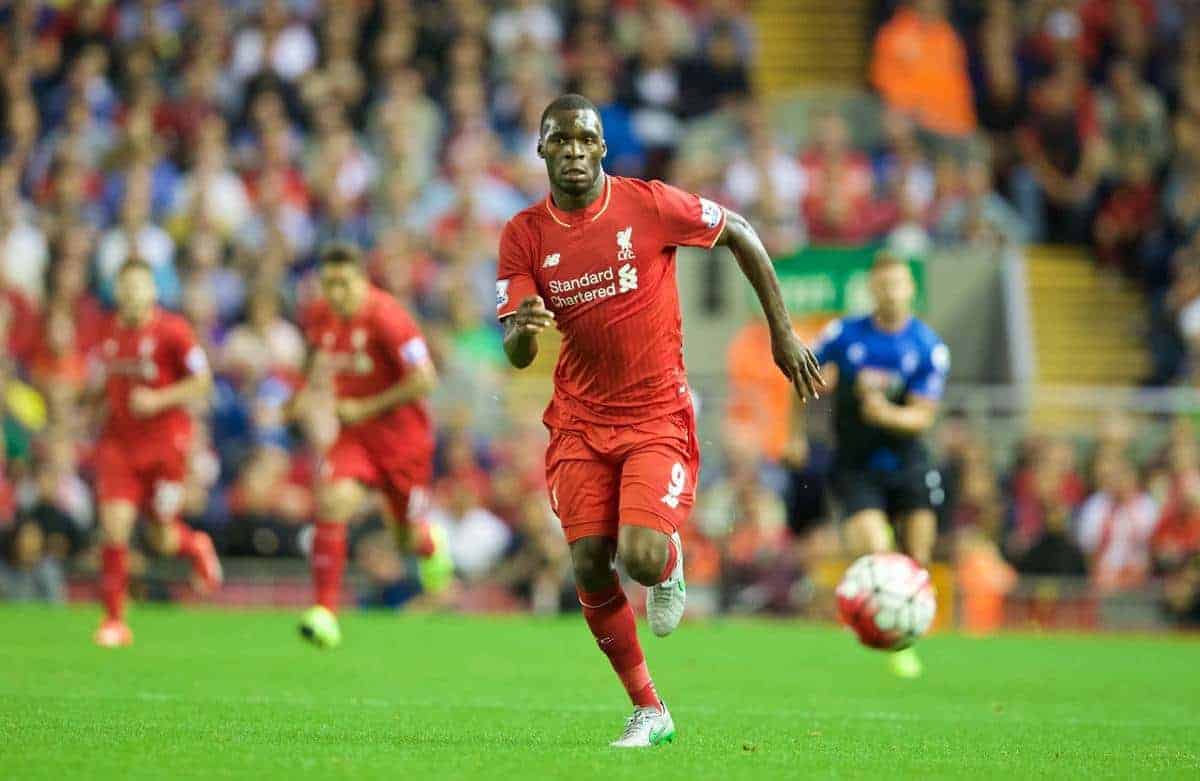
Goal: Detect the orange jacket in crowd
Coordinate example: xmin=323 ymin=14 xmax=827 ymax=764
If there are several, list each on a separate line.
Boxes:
xmin=870 ymin=6 xmax=977 ymax=138
xmin=957 ymin=534 xmax=1018 ymax=636
xmin=726 ymin=321 xmax=794 ymax=461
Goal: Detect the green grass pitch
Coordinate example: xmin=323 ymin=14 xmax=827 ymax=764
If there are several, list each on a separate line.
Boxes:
xmin=2 ymin=605 xmax=1197 ymax=779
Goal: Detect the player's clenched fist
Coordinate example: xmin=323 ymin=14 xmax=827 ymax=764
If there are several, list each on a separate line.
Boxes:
xmin=513 ymin=296 xmax=556 ymax=335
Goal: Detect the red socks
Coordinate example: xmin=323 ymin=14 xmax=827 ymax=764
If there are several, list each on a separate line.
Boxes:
xmin=100 ymin=544 xmax=128 ymax=622
xmin=171 ymin=520 xmax=201 ymax=562
xmin=312 ymin=521 xmax=348 ymax=612
xmin=578 ymin=580 xmax=661 ymax=709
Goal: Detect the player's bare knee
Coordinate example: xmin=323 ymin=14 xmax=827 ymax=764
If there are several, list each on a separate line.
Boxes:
xmin=570 ymin=537 xmax=616 ymax=592
xmin=99 ymin=520 xmax=128 ymax=545
xmin=99 ymin=503 xmax=136 ymax=545
xmin=317 ymin=480 xmax=360 ymax=522
xmin=617 ymin=527 xmax=668 ymax=587
xmin=845 ymin=510 xmax=892 ymax=556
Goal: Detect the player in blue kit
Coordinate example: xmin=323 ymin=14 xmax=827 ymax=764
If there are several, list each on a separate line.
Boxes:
xmin=811 ymin=252 xmax=949 ymax=678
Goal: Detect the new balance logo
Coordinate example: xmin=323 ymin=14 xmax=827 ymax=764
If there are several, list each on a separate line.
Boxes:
xmin=542 ymin=252 xmax=560 ymax=268
xmin=616 ymin=226 xmax=635 ymax=261
xmin=618 ymin=263 xmax=638 ymax=293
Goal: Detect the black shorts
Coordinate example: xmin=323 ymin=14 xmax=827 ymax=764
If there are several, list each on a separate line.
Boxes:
xmin=784 ymin=465 xmax=829 ymax=538
xmin=831 ymin=461 xmax=944 ymax=518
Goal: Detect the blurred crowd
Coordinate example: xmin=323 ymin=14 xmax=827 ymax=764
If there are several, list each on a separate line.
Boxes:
xmin=705 ymin=104 xmax=1029 ymax=262
xmin=937 ymin=412 xmax=1200 ymax=625
xmin=2 ymin=0 xmax=1198 ymax=629
xmin=0 ymin=0 xmax=766 ymax=610
xmin=946 ymin=412 xmax=1200 ymax=627
xmin=863 ymin=1 xmax=1200 ymax=385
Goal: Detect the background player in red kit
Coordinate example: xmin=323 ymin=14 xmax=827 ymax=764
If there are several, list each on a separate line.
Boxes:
xmin=498 ymin=95 xmax=824 ymax=747
xmin=91 ymin=259 xmax=220 ymax=648
xmin=291 ymin=244 xmax=452 ymax=648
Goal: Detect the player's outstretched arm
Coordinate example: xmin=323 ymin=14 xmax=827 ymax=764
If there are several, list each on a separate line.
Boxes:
xmin=502 ymin=296 xmax=555 ymax=369
xmin=714 ymin=209 xmax=825 ymax=401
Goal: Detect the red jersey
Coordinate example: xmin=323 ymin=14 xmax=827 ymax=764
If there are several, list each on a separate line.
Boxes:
xmin=93 ymin=308 xmax=208 ymax=444
xmin=497 ymin=175 xmax=726 ymax=426
xmin=302 ymin=286 xmax=433 ymax=443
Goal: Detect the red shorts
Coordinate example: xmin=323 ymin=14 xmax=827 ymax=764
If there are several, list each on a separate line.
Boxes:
xmin=545 ymin=408 xmax=700 ymax=544
xmin=95 ymin=436 xmax=188 ymax=521
xmin=320 ymin=427 xmax=433 ymax=523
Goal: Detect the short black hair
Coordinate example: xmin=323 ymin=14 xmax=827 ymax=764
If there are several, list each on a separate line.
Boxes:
xmin=319 ymin=242 xmax=364 ymax=268
xmin=539 ymin=93 xmax=600 ymax=132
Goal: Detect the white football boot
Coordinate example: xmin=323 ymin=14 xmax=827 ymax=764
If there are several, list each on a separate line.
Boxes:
xmin=610 ymin=703 xmax=676 ymax=748
xmin=647 ymin=531 xmax=686 ymax=637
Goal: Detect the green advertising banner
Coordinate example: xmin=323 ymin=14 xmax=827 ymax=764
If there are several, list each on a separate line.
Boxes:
xmin=770 ymin=245 xmax=926 ymax=317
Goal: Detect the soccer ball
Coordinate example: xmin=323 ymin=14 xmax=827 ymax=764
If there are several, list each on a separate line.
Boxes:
xmin=836 ymin=553 xmax=936 ymax=650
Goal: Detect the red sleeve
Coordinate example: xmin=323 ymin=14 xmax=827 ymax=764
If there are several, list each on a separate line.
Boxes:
xmin=496 ymin=220 xmax=538 ymax=320
xmin=649 ymin=180 xmax=727 ymax=249
xmin=374 ymin=300 xmax=430 ymax=371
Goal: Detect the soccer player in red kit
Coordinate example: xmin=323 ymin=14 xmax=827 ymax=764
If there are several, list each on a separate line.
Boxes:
xmin=91 ymin=259 xmax=221 ymax=648
xmin=498 ymin=95 xmax=824 ymax=746
xmin=291 ymin=244 xmax=452 ymax=648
